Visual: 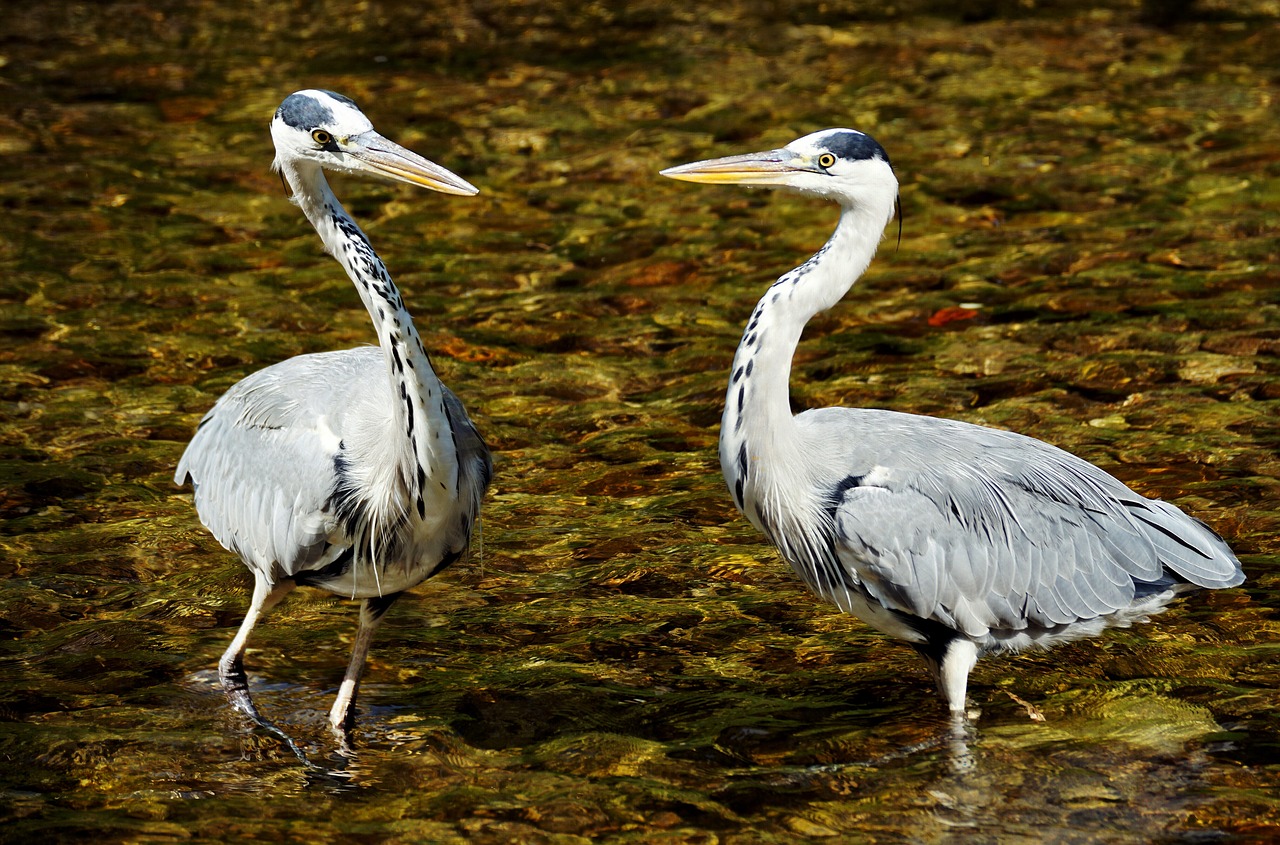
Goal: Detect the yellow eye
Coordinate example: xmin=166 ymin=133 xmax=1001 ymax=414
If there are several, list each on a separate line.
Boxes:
xmin=312 ymin=129 xmax=333 ymax=145
xmin=818 ymin=153 xmax=837 ymax=169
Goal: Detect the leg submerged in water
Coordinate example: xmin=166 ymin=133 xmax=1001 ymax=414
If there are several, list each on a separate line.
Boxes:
xmin=329 ymin=592 xmax=402 ymax=741
xmin=218 ymin=573 xmax=295 ymax=725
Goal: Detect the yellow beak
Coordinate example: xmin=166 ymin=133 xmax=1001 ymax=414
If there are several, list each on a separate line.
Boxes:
xmin=346 ymin=132 xmax=478 ymax=196
xmin=660 ymin=149 xmax=814 ymax=186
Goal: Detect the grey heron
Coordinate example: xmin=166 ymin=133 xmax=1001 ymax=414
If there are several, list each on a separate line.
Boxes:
xmin=175 ymin=90 xmax=492 ymax=742
xmin=661 ymin=129 xmax=1244 ymax=718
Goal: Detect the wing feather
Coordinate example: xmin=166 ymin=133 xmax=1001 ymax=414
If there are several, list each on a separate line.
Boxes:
xmin=174 ymin=349 xmax=386 ymax=575
xmin=797 ymin=408 xmax=1243 ymax=640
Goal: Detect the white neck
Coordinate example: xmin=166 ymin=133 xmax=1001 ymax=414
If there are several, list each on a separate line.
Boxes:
xmin=279 ymin=159 xmax=460 ymax=512
xmin=719 ymin=196 xmax=892 ymax=524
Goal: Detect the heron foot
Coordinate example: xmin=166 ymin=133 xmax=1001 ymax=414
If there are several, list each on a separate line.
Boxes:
xmin=217 ymin=653 xmax=322 ymax=768
xmin=218 ymin=651 xmax=266 ymax=723
xmin=329 ymin=706 xmax=358 ymax=756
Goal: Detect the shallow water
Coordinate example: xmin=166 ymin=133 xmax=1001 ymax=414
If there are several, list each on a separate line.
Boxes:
xmin=2 ymin=1 xmax=1279 ymax=841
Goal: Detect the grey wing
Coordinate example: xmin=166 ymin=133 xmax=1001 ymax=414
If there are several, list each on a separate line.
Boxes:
xmin=440 ymin=383 xmax=494 ymax=540
xmin=174 ymin=349 xmax=382 ymax=576
xmin=810 ymin=410 xmax=1243 ymax=639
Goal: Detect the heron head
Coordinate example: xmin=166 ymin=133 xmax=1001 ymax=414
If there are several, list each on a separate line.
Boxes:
xmin=270 ymin=89 xmax=478 ymax=196
xmin=660 ymin=128 xmax=898 ymax=209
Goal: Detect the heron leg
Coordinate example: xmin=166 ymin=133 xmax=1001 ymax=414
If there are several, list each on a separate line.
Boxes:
xmin=329 ymin=592 xmax=401 ymax=741
xmin=218 ymin=572 xmax=295 ymax=724
xmin=938 ymin=639 xmax=979 ymax=717
xmin=912 ymin=637 xmax=979 ymax=717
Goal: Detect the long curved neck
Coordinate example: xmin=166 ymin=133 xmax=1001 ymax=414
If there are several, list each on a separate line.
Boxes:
xmin=280 ymin=159 xmax=459 ymax=510
xmin=720 ymin=199 xmax=890 ymax=516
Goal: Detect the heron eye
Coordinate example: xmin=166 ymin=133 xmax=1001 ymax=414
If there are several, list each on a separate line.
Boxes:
xmin=818 ymin=153 xmax=837 ymax=169
xmin=312 ymin=129 xmax=333 ymax=146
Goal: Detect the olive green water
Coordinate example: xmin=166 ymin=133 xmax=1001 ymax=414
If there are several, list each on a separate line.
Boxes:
xmin=3 ymin=1 xmax=1279 ymax=841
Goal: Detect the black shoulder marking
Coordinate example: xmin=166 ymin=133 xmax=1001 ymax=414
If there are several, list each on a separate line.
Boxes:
xmin=276 ymin=92 xmax=335 ymax=131
xmin=293 ymin=546 xmax=354 ymax=587
xmin=832 ymin=474 xmax=865 ymax=496
xmin=823 ymin=130 xmax=892 ymax=168
xmin=329 ymin=444 xmax=365 ymax=538
xmin=824 ymin=474 xmax=865 ymax=521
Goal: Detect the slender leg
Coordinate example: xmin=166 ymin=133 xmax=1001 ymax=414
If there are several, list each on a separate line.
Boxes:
xmin=216 ymin=573 xmax=328 ymax=768
xmin=329 ymin=592 xmax=401 ymax=740
xmin=939 ymin=638 xmax=979 ymax=718
xmin=218 ymin=571 xmax=295 ymax=724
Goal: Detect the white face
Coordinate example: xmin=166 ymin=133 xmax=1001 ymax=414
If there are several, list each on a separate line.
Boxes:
xmin=270 ymin=89 xmax=377 ymax=174
xmin=777 ymin=129 xmax=897 ymax=202
xmin=267 ymin=90 xmax=478 ymax=195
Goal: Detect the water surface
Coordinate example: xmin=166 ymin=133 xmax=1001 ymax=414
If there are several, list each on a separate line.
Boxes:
xmin=2 ymin=1 xmax=1278 ymax=841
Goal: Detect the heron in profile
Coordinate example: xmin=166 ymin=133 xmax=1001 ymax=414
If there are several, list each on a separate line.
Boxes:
xmin=175 ymin=90 xmax=492 ymax=743
xmin=661 ymin=130 xmax=1243 ymax=718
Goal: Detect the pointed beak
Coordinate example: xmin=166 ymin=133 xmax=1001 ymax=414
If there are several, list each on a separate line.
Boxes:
xmin=345 ymin=132 xmax=478 ymax=196
xmin=660 ymin=148 xmax=815 ymax=186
